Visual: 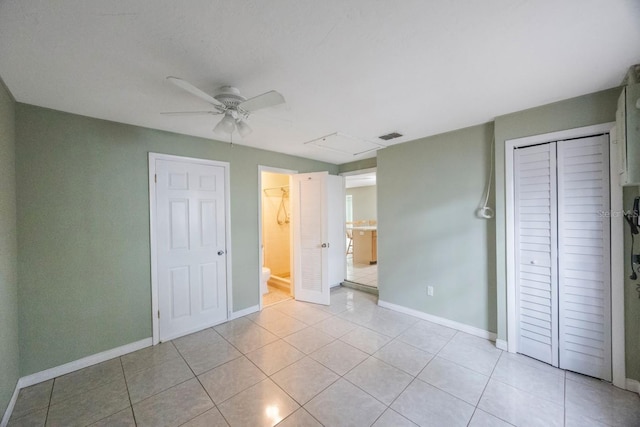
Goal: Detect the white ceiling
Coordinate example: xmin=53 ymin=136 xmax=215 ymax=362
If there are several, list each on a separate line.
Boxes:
xmin=1 ymin=1 xmax=639 ymax=165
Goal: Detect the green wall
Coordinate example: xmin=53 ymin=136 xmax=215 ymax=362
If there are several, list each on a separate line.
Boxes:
xmin=0 ymin=81 xmax=19 ymax=417
xmin=377 ymin=123 xmax=497 ymax=332
xmin=346 ymin=185 xmax=377 ymax=222
xmin=15 ymin=104 xmax=337 ymax=376
xmin=338 ymin=157 xmax=377 ymax=173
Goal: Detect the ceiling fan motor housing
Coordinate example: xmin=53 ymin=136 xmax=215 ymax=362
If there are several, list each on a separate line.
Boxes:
xmin=213 ymin=86 xmax=246 ymax=109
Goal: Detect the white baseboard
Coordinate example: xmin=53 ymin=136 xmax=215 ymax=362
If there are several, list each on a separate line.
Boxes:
xmin=378 ymin=300 xmax=497 ymax=342
xmin=230 ymin=304 xmax=259 ymax=320
xmin=2 ymin=337 xmax=152 ymax=426
xmin=495 ymin=339 xmax=508 ymax=351
xmin=626 ymin=378 xmax=640 ymax=396
xmin=18 ymin=338 xmax=151 ymax=389
xmin=1 ymin=381 xmax=20 ymax=427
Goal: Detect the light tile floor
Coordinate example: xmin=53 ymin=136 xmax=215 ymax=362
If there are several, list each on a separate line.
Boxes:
xmin=346 ymin=254 xmax=378 ymax=288
xmin=8 ymin=287 xmax=640 ymax=427
xmin=263 ymin=285 xmax=292 ymax=307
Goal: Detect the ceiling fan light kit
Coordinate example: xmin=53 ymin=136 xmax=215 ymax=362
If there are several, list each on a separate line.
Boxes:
xmin=236 ymin=119 xmax=253 ymax=137
xmin=213 ymin=112 xmax=237 ymax=135
xmin=165 ymin=76 xmax=284 ymax=139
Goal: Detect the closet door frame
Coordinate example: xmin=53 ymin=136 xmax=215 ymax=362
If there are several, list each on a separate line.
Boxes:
xmin=505 ymin=122 xmax=625 ymax=387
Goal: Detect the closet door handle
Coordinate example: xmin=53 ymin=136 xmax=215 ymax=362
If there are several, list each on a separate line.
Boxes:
xmin=218 ymin=250 xmax=225 ymax=256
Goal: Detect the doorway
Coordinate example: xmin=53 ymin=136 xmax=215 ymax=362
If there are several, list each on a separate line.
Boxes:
xmin=259 ymin=167 xmax=296 ymax=308
xmin=258 ymin=168 xmax=345 ymax=309
xmin=342 ymin=169 xmax=378 ymax=289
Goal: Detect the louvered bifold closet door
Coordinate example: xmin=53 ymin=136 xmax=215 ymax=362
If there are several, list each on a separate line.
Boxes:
xmin=557 ymin=135 xmax=611 ymax=381
xmin=514 ymin=143 xmax=558 ymax=366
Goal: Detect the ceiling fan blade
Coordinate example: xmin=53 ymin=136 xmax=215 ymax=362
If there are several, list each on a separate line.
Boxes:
xmin=160 ymin=110 xmax=222 ymax=116
xmin=238 ymin=90 xmax=285 ymax=113
xmin=166 ymin=77 xmax=226 ymax=109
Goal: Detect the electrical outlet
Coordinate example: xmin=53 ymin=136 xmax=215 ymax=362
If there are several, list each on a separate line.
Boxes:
xmin=427 ymin=286 xmax=434 ymax=296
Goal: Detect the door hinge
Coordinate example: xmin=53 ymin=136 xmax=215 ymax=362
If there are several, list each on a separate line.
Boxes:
xmin=154 ymin=174 xmax=157 ymax=183
xmin=157 ymin=310 xmax=160 ymax=319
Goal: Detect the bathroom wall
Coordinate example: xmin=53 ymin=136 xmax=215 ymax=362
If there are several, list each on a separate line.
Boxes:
xmin=262 ymin=172 xmax=291 ymax=278
xmin=346 ymin=185 xmax=377 ymax=222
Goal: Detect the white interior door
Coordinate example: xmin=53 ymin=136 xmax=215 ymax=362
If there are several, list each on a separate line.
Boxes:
xmin=155 ymin=158 xmax=228 ymax=341
xmin=292 ymin=172 xmax=331 ymax=305
xmin=514 ymin=143 xmax=559 ymax=366
xmin=514 ymin=135 xmax=612 ymax=380
xmin=557 ymin=135 xmax=611 ymax=380
xmin=326 ymin=174 xmax=346 ymax=288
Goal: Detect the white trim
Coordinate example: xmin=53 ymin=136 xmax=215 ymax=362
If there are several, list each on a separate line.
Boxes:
xmin=378 ymin=300 xmax=497 ymax=342
xmin=1 ymin=382 xmax=20 ymax=427
xmin=20 ymin=338 xmax=151 ymax=389
xmin=495 ymin=339 xmax=508 ymax=351
xmin=149 ymin=154 xmax=159 ymax=344
xmin=257 ymin=165 xmax=297 ymax=312
xmin=1 ymin=338 xmax=151 ymax=426
xmin=148 ymin=153 xmax=232 ymax=345
xmin=610 ymin=126 xmax=626 ymax=389
xmin=626 ymin=378 xmax=640 ymax=396
xmin=505 ymin=123 xmax=614 ymax=150
xmin=505 ymin=137 xmax=517 ymax=352
xmin=230 ymin=304 xmax=260 ymax=320
xmin=504 ymin=123 xmax=622 ymax=381
xmin=338 ymin=167 xmax=377 ymax=286
xmin=158 ymin=319 xmax=229 ymax=343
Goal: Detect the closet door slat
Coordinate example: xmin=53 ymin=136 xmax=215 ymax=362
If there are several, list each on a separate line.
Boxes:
xmin=557 ymin=135 xmax=611 ymax=381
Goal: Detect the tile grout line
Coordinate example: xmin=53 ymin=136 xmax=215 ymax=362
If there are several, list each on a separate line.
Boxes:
xmin=255 ymin=299 xmax=386 ymax=425
xmin=465 ymin=346 xmax=506 ymax=426
xmin=117 ymin=357 xmax=137 ymax=426
xmin=171 ymin=334 xmax=231 ymax=426
xmin=225 ymin=307 xmax=338 ymax=424
xmin=43 ymin=377 xmax=54 ymax=427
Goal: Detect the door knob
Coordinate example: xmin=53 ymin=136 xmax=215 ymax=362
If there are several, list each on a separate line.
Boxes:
xmin=321 ymin=243 xmax=330 ymax=248
xmin=218 ymin=250 xmax=225 ymax=256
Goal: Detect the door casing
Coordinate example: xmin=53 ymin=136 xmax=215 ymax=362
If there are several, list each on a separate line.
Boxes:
xmin=505 ymin=122 xmax=625 ymax=387
xmin=149 ymin=152 xmax=233 ymax=345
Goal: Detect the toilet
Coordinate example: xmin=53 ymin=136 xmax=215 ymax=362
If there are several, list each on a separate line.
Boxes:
xmin=261 ymin=247 xmax=270 ymax=295
xmin=261 ymin=266 xmax=271 ymax=295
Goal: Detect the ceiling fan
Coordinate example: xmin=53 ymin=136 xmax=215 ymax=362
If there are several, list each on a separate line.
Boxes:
xmin=164 ymin=76 xmax=286 ymax=138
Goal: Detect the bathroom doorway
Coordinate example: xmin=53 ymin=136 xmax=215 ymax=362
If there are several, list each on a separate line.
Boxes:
xmin=259 ymin=167 xmax=296 ymax=308
xmin=342 ymin=169 xmax=378 ymax=289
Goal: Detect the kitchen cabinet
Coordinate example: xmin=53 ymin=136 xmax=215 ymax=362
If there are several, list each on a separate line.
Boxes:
xmin=352 ymin=227 xmax=377 ymax=264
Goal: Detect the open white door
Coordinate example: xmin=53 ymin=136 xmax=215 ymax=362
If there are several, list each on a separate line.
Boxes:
xmin=291 ymin=172 xmax=344 ymax=305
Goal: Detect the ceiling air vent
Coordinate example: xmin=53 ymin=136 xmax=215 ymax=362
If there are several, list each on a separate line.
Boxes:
xmin=378 ymin=132 xmax=403 ymax=141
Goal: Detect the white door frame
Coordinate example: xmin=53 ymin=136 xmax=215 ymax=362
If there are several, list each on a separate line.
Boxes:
xmin=504 ymin=122 xmax=625 ymax=387
xmin=339 ymin=168 xmax=377 ymax=282
xmin=257 ymin=165 xmax=297 ymax=311
xmin=149 ymin=152 xmax=233 ymax=345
